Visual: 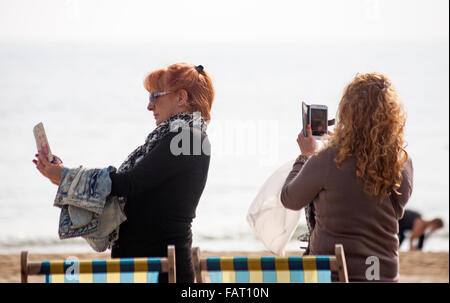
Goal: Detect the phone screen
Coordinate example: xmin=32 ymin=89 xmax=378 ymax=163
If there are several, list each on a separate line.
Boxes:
xmin=310 ymin=108 xmax=327 ymax=136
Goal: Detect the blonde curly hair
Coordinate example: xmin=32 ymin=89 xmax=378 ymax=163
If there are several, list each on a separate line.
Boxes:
xmin=329 ymin=72 xmax=408 ymax=198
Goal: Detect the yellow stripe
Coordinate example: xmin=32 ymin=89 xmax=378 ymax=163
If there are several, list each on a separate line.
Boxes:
xmin=302 ymin=256 xmax=318 ymax=283
xmin=134 ymin=259 xmax=148 ymax=283
xmin=49 ymin=261 xmax=65 ymax=283
xmin=79 ymin=262 xmax=93 ymax=283
xmin=221 ymin=271 xmax=236 ymax=283
xmin=275 ymin=258 xmax=290 ymax=282
xmin=50 ymin=261 xmax=65 ymax=274
xmin=220 ymin=257 xmax=234 ymax=271
xmin=51 ymin=274 xmax=65 ymax=283
xmin=78 ymin=273 xmax=92 ymax=283
xmin=247 ymin=258 xmax=263 ymax=282
xmin=220 ymin=258 xmax=235 ymax=283
xmin=247 ymin=258 xmax=262 ymax=271
xmin=106 ymin=259 xmax=121 ymax=283
xmin=249 ymin=271 xmax=263 ymax=282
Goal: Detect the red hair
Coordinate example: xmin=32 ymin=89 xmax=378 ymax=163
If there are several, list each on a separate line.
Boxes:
xmin=144 ymin=62 xmax=215 ymax=121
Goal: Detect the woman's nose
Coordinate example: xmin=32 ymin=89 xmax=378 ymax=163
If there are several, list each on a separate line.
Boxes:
xmin=147 ymin=102 xmax=154 ymax=111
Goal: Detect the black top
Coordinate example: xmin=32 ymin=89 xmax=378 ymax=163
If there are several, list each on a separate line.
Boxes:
xmin=399 ymin=209 xmax=421 ymax=231
xmin=109 ymin=127 xmax=211 ymax=283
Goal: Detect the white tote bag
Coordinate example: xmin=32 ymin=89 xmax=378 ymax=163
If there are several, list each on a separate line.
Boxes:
xmin=247 ymin=160 xmax=302 ymax=256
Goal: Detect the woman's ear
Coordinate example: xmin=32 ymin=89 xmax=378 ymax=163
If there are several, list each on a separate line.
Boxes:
xmin=177 ymin=89 xmax=189 ymax=107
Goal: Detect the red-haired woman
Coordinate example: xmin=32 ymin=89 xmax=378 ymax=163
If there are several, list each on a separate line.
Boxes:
xmin=33 ymin=63 xmax=214 ymax=283
xmin=281 ymin=73 xmax=413 ymax=282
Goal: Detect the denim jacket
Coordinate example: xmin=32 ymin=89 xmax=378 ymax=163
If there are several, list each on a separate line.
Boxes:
xmin=54 ymin=166 xmax=127 ymax=252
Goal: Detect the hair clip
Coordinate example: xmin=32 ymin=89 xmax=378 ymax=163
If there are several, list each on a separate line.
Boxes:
xmin=376 ymin=81 xmax=389 ymax=90
xmin=195 ymin=65 xmax=204 ymax=74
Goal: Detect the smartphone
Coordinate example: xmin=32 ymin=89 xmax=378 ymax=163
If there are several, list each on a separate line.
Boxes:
xmin=309 ymin=104 xmax=328 ymax=138
xmin=33 ymin=122 xmax=54 ymax=162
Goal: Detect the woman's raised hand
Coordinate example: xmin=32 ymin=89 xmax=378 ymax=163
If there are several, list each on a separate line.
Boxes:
xmin=297 ymin=125 xmax=316 ymax=158
xmin=32 ymin=152 xmax=65 ymax=185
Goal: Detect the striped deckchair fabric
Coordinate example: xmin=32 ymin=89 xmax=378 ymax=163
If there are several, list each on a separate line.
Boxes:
xmin=20 ymin=245 xmax=176 ymax=283
xmin=193 ymin=244 xmax=348 ymax=283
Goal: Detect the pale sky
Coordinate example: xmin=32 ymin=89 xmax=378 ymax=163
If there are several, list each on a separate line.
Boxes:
xmin=0 ymin=0 xmax=448 ymax=42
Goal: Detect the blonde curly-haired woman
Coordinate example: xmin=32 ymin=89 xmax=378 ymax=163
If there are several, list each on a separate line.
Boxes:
xmin=281 ymin=73 xmax=413 ymax=282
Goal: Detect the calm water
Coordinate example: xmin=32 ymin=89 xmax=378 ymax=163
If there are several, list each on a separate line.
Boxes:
xmin=0 ymin=40 xmax=448 ymax=253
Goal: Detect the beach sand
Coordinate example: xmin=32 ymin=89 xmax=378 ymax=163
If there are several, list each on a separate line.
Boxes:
xmin=1 ymin=250 xmax=447 ymax=283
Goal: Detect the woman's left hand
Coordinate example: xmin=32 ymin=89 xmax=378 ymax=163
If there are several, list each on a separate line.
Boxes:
xmin=32 ymin=152 xmax=65 ymax=185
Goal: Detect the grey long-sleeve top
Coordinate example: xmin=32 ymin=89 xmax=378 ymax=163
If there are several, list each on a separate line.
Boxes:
xmin=281 ymin=146 xmax=413 ymax=282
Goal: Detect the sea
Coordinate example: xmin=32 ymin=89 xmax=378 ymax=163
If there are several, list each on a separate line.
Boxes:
xmin=0 ymin=39 xmax=448 ymax=253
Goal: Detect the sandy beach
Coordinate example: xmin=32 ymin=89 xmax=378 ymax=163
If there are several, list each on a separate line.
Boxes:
xmin=1 ymin=250 xmax=447 ymax=283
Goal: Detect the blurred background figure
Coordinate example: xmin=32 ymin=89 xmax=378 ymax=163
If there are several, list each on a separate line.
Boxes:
xmin=399 ymin=209 xmax=444 ymax=251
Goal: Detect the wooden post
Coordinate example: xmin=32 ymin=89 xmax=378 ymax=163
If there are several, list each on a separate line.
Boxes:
xmin=192 ymin=247 xmax=203 ymax=283
xmin=167 ymin=245 xmax=176 ymax=283
xmin=20 ymin=251 xmax=29 ymax=283
xmin=335 ymin=244 xmax=349 ymax=283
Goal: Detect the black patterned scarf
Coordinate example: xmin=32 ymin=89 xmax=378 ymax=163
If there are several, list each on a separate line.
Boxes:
xmin=117 ymin=111 xmax=207 ymax=173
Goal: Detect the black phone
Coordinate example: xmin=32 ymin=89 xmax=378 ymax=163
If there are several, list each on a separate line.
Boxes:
xmin=302 ymin=102 xmax=329 ymax=137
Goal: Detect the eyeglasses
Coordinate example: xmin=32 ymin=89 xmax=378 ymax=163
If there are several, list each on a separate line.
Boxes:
xmin=149 ymin=91 xmax=171 ymax=106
